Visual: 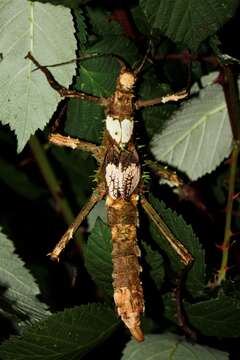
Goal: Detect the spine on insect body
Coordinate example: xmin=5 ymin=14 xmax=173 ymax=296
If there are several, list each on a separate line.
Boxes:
xmin=102 ymin=65 xmax=145 ymax=341
xmin=106 ymin=194 xmax=144 ymax=342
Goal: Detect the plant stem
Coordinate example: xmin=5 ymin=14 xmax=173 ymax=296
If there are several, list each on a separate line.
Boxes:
xmin=216 ymin=142 xmax=239 ymax=285
xmin=29 ymin=135 xmax=84 ymax=255
xmin=215 ymin=65 xmax=240 ymax=285
xmin=221 ymin=66 xmax=240 ymax=140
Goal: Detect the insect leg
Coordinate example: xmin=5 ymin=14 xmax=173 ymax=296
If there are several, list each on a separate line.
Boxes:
xmin=49 ymin=133 xmax=103 ymax=162
xmin=25 ymin=52 xmax=108 ymax=106
xmin=145 ymin=160 xmax=184 ymax=188
xmin=135 ymin=89 xmax=188 ymax=109
xmin=140 ymin=196 xmax=193 ymax=266
xmin=49 ymin=182 xmax=106 ymax=261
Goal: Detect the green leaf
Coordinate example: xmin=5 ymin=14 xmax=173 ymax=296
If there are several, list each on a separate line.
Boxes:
xmin=86 ymin=7 xmax=123 ymax=36
xmin=0 ymin=229 xmax=49 ymax=327
xmin=131 ymin=5 xmax=151 ymax=37
xmin=65 ymin=56 xmax=119 ymax=142
xmin=164 ymin=293 xmax=240 ymax=338
xmin=76 ymin=57 xmax=119 ymax=95
xmin=142 ymin=242 xmax=165 ymax=290
xmin=87 ymin=200 xmax=107 ymax=232
xmin=122 ymin=333 xmax=228 ymax=359
xmin=32 ymin=0 xmax=92 ymax=8
xmin=85 ymin=219 xmax=113 ymax=296
xmin=149 ymin=195 xmax=206 ymax=297
xmin=139 ymin=72 xmax=175 ymax=138
xmin=88 ymin=36 xmax=139 ymax=67
xmin=66 ymin=99 xmax=104 ymax=143
xmin=74 ymin=9 xmax=87 ymax=46
xmin=0 ymin=0 xmax=77 ymax=152
xmin=151 ymin=81 xmax=233 ymax=180
xmin=140 ymin=0 xmax=239 ymax=51
xmin=0 ymin=303 xmax=119 ymax=360
xmin=185 ymin=295 xmax=240 ymax=337
xmin=86 ymin=6 xmax=140 ymax=64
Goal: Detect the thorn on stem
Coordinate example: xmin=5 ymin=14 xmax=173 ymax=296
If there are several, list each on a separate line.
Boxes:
xmin=232 ymin=192 xmax=240 ymax=200
xmin=215 ymin=243 xmax=230 ymax=251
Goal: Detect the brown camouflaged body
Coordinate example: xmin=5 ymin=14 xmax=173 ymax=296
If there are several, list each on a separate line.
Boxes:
xmin=103 ymin=67 xmax=144 ymax=341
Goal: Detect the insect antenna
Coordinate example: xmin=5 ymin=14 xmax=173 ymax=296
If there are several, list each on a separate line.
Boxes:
xmin=133 ymin=47 xmax=152 ymax=76
xmin=31 ymin=52 xmax=129 ymax=72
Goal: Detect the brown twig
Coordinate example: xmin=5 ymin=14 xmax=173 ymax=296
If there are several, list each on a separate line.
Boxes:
xmin=174 ymin=270 xmax=197 ymax=341
xmin=220 ymin=66 xmax=240 ymax=140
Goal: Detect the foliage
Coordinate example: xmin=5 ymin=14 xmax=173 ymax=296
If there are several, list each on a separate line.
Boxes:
xmin=0 ymin=0 xmax=77 ymax=152
xmin=0 ymin=229 xmax=50 ymax=328
xmin=140 ymin=0 xmax=239 ymax=51
xmin=151 ymin=74 xmax=233 ymax=180
xmin=0 ymin=304 xmax=119 ymax=360
xmin=122 ymin=333 xmax=228 ymax=359
xmin=0 ymin=0 xmax=240 ymax=359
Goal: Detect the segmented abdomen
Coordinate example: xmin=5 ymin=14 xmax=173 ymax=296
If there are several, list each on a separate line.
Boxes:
xmin=106 ymin=195 xmax=144 ymax=342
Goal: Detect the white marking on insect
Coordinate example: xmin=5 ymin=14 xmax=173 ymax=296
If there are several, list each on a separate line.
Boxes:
xmin=106 ymin=116 xmax=121 ymax=144
xmin=121 ymin=119 xmax=134 ymax=143
xmin=105 ymin=162 xmax=140 ymax=200
xmin=105 ymin=163 xmax=120 ymax=199
xmin=106 ymin=115 xmax=133 ymax=145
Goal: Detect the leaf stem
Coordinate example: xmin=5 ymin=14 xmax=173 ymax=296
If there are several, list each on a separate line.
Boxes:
xmin=29 ymin=135 xmax=84 ymax=254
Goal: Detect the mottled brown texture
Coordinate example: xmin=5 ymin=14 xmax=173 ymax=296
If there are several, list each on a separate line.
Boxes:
xmin=107 ymin=68 xmax=136 ymax=118
xmin=107 ymin=192 xmax=139 ymax=223
xmin=106 ymin=195 xmax=144 ymax=341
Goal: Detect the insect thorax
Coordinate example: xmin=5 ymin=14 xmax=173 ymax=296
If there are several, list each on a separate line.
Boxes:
xmin=104 ymin=115 xmax=140 ymax=201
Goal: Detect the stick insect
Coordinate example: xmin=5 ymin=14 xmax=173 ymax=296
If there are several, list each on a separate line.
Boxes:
xmin=26 ymin=52 xmax=193 ymax=342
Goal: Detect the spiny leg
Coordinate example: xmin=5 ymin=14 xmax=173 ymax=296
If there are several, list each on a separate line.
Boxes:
xmin=135 ymin=89 xmax=188 ymax=109
xmin=140 ymin=196 xmax=193 ymax=266
xmin=25 ymin=52 xmax=108 ymax=106
xmin=145 ymin=160 xmax=184 ymax=188
xmin=49 ymin=133 xmax=104 ymax=163
xmin=145 ymin=161 xmax=211 ymax=217
xmin=49 ymin=182 xmax=106 ymax=261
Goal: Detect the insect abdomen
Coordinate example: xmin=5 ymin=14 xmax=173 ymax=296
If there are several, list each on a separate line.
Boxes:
xmin=106 ymin=195 xmax=144 ymax=342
